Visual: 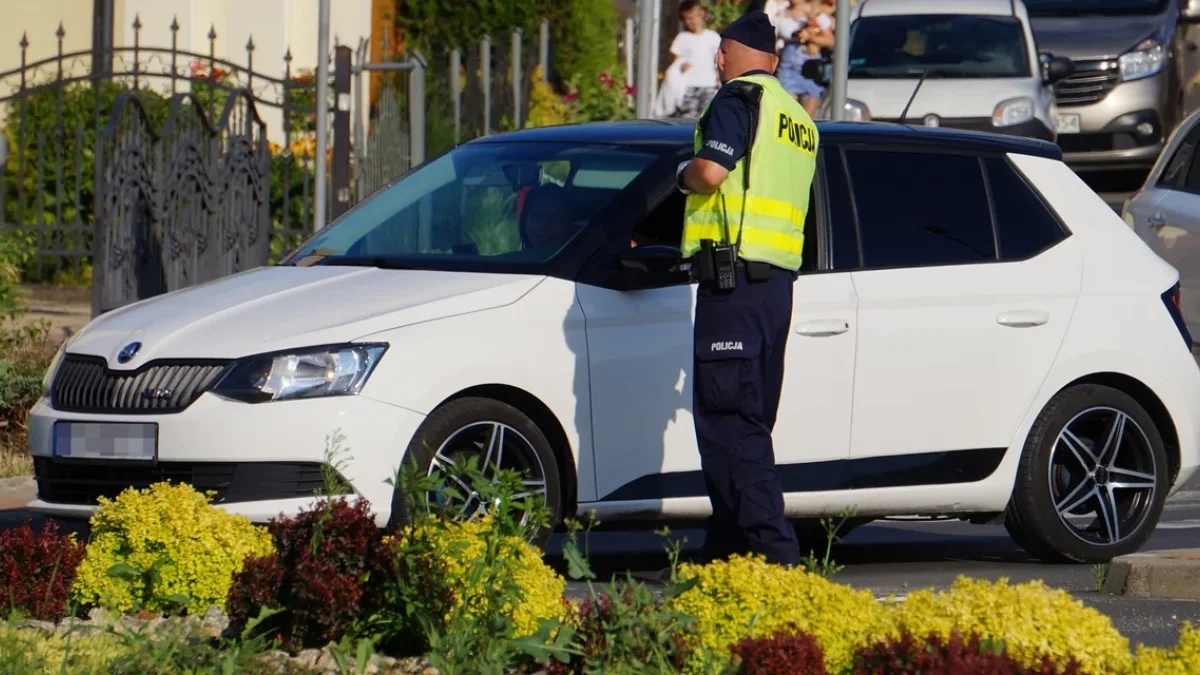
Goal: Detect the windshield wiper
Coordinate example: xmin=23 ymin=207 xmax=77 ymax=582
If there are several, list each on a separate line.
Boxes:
xmin=316 ymin=256 xmax=411 ymax=269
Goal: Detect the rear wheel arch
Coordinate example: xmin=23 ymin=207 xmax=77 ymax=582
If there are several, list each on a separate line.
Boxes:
xmin=1060 ymin=372 xmax=1181 ymax=487
xmin=1004 ymin=375 xmax=1176 ymax=563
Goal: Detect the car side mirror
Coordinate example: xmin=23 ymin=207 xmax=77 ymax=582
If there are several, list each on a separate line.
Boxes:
xmin=1044 ymin=55 xmax=1075 ymax=84
xmin=615 ymin=245 xmax=687 ymax=289
xmin=619 ymin=244 xmax=681 ymax=273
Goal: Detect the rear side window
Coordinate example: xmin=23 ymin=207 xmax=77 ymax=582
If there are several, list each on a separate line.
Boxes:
xmin=843 ymin=149 xmax=995 ymax=269
xmin=984 ymin=157 xmax=1067 ymax=260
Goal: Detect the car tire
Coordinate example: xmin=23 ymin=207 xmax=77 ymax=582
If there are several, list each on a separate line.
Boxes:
xmin=387 ymin=396 xmax=563 ymax=550
xmin=1004 ymin=384 xmax=1169 ymax=564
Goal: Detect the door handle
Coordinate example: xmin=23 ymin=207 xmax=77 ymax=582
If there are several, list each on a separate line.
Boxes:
xmin=1148 ymin=213 xmax=1167 ymax=230
xmin=996 ymin=310 xmax=1049 ymax=328
xmin=795 ymin=319 xmax=850 ymax=336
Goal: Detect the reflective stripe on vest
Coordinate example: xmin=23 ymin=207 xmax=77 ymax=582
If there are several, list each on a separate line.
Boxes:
xmin=681 ymin=73 xmax=818 ymax=272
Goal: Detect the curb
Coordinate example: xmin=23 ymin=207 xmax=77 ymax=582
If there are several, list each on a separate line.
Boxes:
xmin=1103 ymin=549 xmax=1200 ymax=601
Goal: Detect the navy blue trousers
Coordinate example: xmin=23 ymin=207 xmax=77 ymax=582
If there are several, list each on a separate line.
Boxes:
xmin=693 ymin=264 xmax=800 ymax=566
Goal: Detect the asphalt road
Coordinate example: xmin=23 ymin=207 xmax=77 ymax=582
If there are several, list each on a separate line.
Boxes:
xmin=543 ymin=475 xmax=1200 ymax=650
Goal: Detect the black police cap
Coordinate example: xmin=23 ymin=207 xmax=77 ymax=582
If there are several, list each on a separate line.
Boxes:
xmin=720 ymin=11 xmax=777 ymax=55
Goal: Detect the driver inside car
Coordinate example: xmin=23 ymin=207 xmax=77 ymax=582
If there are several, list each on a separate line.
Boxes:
xmin=519 ymin=184 xmax=577 ymax=250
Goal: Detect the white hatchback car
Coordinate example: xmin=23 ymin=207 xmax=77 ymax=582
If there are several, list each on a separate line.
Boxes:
xmin=27 ymin=120 xmax=1200 ymax=564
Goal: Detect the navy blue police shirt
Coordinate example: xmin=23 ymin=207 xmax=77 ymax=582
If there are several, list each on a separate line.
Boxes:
xmin=694 ymin=69 xmax=774 ymax=171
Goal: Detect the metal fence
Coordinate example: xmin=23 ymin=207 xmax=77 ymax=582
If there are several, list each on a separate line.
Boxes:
xmin=332 ymin=21 xmax=559 ymax=218
xmin=0 ymin=17 xmax=339 ymax=313
xmin=0 ymin=15 xmax=592 ymax=315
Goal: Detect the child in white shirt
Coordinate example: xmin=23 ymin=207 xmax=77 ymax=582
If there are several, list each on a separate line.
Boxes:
xmin=652 ymin=0 xmax=722 ymax=118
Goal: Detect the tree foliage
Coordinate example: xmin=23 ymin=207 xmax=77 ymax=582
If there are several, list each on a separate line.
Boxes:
xmin=551 ymin=0 xmax=623 ymax=94
xmin=393 ymin=0 xmax=557 ymax=53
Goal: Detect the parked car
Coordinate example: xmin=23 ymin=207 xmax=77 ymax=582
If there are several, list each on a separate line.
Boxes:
xmin=1122 ymin=104 xmax=1200 ymax=338
xmin=27 ymin=119 xmax=1200 ymax=564
xmin=1025 ymin=0 xmax=1200 ymax=172
xmin=811 ymin=0 xmax=1076 ymax=141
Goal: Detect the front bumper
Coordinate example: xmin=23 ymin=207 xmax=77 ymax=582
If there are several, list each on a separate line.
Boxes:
xmin=25 ymin=391 xmax=427 ymax=526
xmin=1052 ymin=63 xmax=1170 ymax=170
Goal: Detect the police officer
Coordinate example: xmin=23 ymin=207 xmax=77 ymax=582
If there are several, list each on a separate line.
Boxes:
xmin=675 ymin=11 xmax=818 ymax=568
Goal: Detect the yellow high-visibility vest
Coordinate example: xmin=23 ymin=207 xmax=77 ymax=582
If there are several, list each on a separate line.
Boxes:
xmin=681 ymin=73 xmax=818 ymax=272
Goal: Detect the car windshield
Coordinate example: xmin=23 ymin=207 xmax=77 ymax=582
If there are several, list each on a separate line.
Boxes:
xmin=282 ymin=141 xmax=661 ymax=269
xmin=1022 ymin=0 xmax=1169 ymax=16
xmin=848 ymin=15 xmax=1030 ymax=78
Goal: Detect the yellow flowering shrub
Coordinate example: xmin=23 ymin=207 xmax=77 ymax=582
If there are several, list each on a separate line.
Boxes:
xmin=664 ymin=554 xmax=888 ymax=674
xmin=1131 ymin=622 xmax=1200 ymax=674
xmin=387 ymin=517 xmax=570 ymax=638
xmin=70 ymin=482 xmax=274 ymax=615
xmin=525 ymin=66 xmax=577 ymax=129
xmin=884 ymin=576 xmax=1131 ymax=675
xmin=0 ymin=623 xmax=125 ymax=672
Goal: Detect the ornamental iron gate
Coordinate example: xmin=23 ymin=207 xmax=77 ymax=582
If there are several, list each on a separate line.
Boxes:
xmin=0 ymin=16 xmax=428 ymax=317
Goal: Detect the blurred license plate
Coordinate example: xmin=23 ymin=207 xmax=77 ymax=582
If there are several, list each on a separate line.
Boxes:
xmin=52 ymin=422 xmax=157 ymax=461
xmin=1056 ymin=114 xmax=1081 ymax=134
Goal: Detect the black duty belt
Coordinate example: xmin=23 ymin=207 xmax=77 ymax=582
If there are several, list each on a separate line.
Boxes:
xmin=688 ymin=258 xmax=784 ymax=284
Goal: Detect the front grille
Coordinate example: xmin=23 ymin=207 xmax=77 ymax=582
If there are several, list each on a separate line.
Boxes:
xmin=33 ymin=458 xmax=339 ymax=505
xmin=1054 ymin=60 xmax=1120 ymax=106
xmin=51 ymin=355 xmax=229 ymax=414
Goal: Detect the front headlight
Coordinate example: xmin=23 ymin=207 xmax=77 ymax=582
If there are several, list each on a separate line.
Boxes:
xmin=1120 ymin=39 xmax=1164 ymax=81
xmin=212 ymin=343 xmax=388 ymax=403
xmin=41 ymin=340 xmax=68 ymax=397
xmin=992 ymin=97 xmax=1034 ymax=127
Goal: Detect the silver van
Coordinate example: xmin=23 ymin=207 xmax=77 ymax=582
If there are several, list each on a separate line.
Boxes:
xmin=811 ymin=0 xmax=1076 ymax=141
xmin=1026 ymin=0 xmax=1199 ymax=172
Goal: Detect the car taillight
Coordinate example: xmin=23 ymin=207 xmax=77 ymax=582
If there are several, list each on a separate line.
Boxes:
xmin=1162 ymin=283 xmax=1192 ymax=348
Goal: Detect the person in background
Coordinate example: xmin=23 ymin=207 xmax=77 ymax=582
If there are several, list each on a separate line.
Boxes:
xmin=775 ymin=2 xmax=833 ymax=116
xmin=652 ymin=0 xmax=722 ymax=118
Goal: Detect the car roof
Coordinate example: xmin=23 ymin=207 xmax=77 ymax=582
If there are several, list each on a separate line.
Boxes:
xmin=855 ymin=0 xmax=1019 ymax=17
xmin=468 ymin=118 xmax=1063 ymax=161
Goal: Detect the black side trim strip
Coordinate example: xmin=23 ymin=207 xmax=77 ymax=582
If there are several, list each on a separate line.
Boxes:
xmin=597 ymin=447 xmax=1007 ymax=502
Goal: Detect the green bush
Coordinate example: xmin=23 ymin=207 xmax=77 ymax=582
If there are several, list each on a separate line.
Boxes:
xmin=70 ymin=482 xmax=275 ymax=616
xmin=551 ymin=0 xmax=622 ymax=99
xmin=1 ymin=82 xmax=171 ymax=284
xmin=708 ymin=0 xmax=755 ymax=32
xmin=393 ymin=0 xmax=555 ymax=54
xmin=0 ymin=317 xmax=58 ymax=478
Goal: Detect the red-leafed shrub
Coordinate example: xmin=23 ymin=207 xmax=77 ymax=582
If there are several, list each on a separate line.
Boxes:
xmin=731 ymin=630 xmax=828 ymax=675
xmin=852 ymin=628 xmax=1084 ymax=675
xmin=0 ymin=518 xmax=86 ymax=621
xmin=226 ymin=498 xmax=392 ymax=651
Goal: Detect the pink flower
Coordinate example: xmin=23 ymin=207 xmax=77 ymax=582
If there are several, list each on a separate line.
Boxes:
xmin=563 ymin=93 xmax=580 ymax=103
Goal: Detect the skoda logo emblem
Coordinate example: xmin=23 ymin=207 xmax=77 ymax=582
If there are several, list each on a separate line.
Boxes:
xmin=922 ymin=114 xmax=940 ymax=128
xmin=117 ymin=342 xmax=141 ymax=364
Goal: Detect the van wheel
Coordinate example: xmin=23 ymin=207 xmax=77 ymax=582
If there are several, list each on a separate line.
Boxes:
xmin=387 ymin=397 xmax=562 ymax=550
xmin=1004 ymin=384 xmax=1168 ymax=564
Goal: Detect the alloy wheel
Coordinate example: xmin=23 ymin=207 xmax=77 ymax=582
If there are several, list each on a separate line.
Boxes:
xmin=425 ymin=420 xmax=549 ymax=526
xmin=1047 ymin=406 xmax=1158 ymax=547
